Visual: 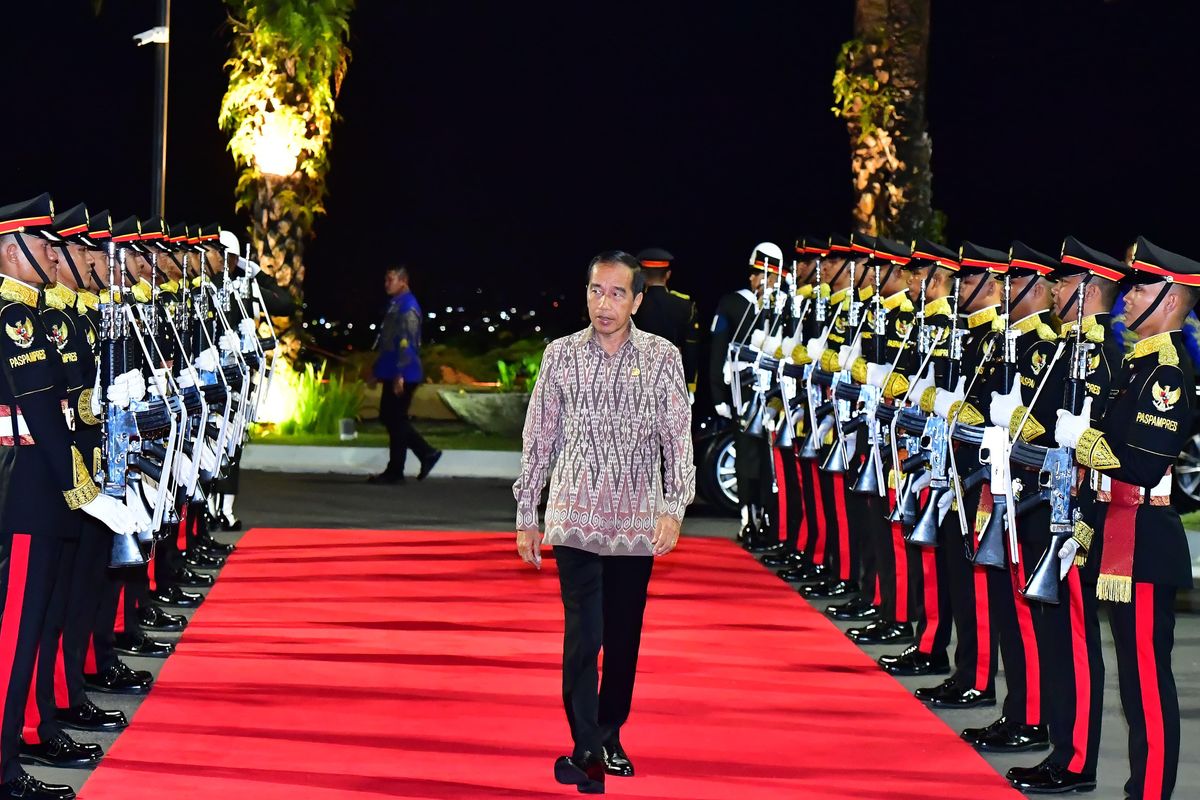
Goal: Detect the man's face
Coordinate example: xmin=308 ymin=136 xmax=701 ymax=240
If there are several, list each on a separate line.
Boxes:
xmin=587 ymin=262 xmax=643 ymax=336
xmin=825 ymin=257 xmax=849 ymax=291
xmin=1010 ymin=275 xmax=1053 ymax=318
xmin=1121 ymin=281 xmax=1182 ymax=332
xmin=203 ymin=247 xmax=223 ymax=276
xmin=906 ymin=266 xmax=931 ymax=300
xmin=161 ymin=252 xmax=184 ymax=282
xmin=54 ymin=243 xmax=90 ymax=290
xmin=958 ymin=272 xmax=996 ymax=313
xmin=126 ymin=251 xmax=150 ymax=281
xmin=0 ymin=234 xmax=55 ymax=285
xmin=384 ymin=271 xmax=407 ymax=296
xmin=81 ymin=248 xmax=103 ymax=291
xmin=880 ymin=263 xmax=908 ymax=296
xmin=1052 ymin=274 xmax=1085 ymax=321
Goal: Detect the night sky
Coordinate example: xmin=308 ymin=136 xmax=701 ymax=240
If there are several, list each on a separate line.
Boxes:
xmin=5 ymin=1 xmax=1199 ymax=338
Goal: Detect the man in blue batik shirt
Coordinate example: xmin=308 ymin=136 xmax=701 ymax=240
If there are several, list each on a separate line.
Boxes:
xmin=369 ymin=266 xmax=441 ymax=484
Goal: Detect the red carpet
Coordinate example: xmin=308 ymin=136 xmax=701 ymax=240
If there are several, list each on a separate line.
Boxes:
xmin=80 ymin=529 xmax=1022 ymax=799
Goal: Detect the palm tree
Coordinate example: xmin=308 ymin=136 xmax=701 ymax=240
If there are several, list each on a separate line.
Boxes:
xmin=219 ymin=0 xmax=354 ymax=345
xmin=833 ymin=0 xmax=938 ymax=239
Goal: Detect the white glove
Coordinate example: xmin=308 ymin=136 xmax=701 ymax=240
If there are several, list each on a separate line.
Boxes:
xmin=865 ymin=362 xmax=891 ymax=389
xmin=173 ymin=452 xmax=194 ymax=485
xmin=177 ymin=370 xmax=196 ymax=389
xmin=1057 ymin=537 xmax=1079 ymax=580
xmin=219 ymin=331 xmax=240 ymax=353
xmin=239 ymin=318 xmax=257 ymax=340
xmin=106 ymin=380 xmax=132 ymax=410
xmin=147 ymin=367 xmax=168 ymax=397
xmin=805 ymin=333 xmax=829 ymax=364
xmin=126 ymin=484 xmax=154 ymax=531
xmin=782 ymin=332 xmax=803 ymax=359
xmin=80 ymin=492 xmax=138 ymax=535
xmin=989 ymin=374 xmax=1024 ymax=428
xmin=196 ymin=347 xmax=220 ymax=372
xmin=910 ymin=469 xmax=932 ymax=495
xmin=1054 ymin=397 xmax=1093 ymax=449
xmin=714 ymin=402 xmax=732 ymax=419
xmin=721 ymin=359 xmax=733 ymax=386
xmin=90 ymin=372 xmax=103 ymax=419
xmin=837 ymin=338 xmax=862 ymax=370
xmin=936 ymin=488 xmax=955 ymax=525
xmin=763 ymin=333 xmax=783 ymax=357
xmin=749 ymin=329 xmax=768 ymax=351
xmin=933 ymin=376 xmax=967 ymax=420
xmin=200 ymin=441 xmax=220 ymax=474
xmin=908 ymin=365 xmax=936 ymax=402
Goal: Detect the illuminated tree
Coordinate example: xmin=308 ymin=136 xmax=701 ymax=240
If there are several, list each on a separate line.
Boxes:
xmin=219 ymin=0 xmax=354 ymax=343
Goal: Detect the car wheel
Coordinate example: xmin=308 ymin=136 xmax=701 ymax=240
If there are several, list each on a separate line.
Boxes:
xmin=698 ymin=430 xmax=739 ymax=516
xmin=1173 ymin=431 xmax=1200 ymax=513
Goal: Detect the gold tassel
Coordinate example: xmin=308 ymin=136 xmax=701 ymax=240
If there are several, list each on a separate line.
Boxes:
xmin=1096 ymin=573 xmax=1133 ymax=603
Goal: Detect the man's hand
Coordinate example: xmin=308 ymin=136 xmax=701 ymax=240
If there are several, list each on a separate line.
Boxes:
xmin=516 ymin=528 xmax=542 ymax=569
xmin=392 ymin=376 xmax=405 ymax=395
xmin=651 ymin=515 xmax=681 ymax=557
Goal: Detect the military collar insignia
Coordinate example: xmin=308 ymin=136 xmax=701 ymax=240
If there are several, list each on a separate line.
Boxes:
xmin=923 ymin=296 xmax=951 ymax=317
xmin=4 ymin=314 xmax=36 ymax=348
xmin=1129 ymin=330 xmax=1180 ymax=366
xmin=858 ymin=286 xmax=875 ymax=302
xmin=130 ymin=278 xmax=153 ymax=304
xmin=1062 ymin=314 xmax=1106 ymax=344
xmin=191 ymin=276 xmax=204 ymax=289
xmin=76 ymin=290 xmax=99 ymax=313
xmin=882 ymin=290 xmax=911 ymax=312
xmin=44 ymin=282 xmax=77 ymax=311
xmin=100 ymin=288 xmax=121 ymax=304
xmin=966 ymin=305 xmax=999 ymax=329
xmin=0 ymin=275 xmax=40 ymax=308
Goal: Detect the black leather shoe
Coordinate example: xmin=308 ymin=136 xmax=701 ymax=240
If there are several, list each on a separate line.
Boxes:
xmin=914 ymin=678 xmax=959 ymax=703
xmin=601 ymin=740 xmax=633 ymax=777
xmin=84 ymin=662 xmax=153 ymax=695
xmin=215 ymin=514 xmax=243 ymax=533
xmin=849 ymin=621 xmax=914 ymax=646
xmin=417 ymin=450 xmax=443 ymax=481
xmin=0 ymin=772 xmax=75 ymax=799
xmin=172 ymin=566 xmax=215 ymax=588
xmin=1009 ymin=762 xmax=1096 ymax=794
xmin=826 ymin=598 xmax=877 ymax=621
xmin=929 ymin=686 xmax=996 ymax=709
xmin=184 ymin=549 xmax=224 ymax=569
xmin=554 ymin=753 xmax=605 ymax=794
xmin=138 ymin=605 xmax=186 ymax=632
xmin=199 ymin=535 xmax=236 ymax=554
xmin=760 ymin=550 xmax=804 ymax=569
xmin=747 ymin=538 xmax=784 ymax=554
xmin=879 ymin=646 xmax=951 ymax=676
xmin=778 ymin=562 xmax=829 ymax=583
xmin=56 ymin=700 xmax=127 ymax=732
xmin=150 ymin=585 xmax=203 ymax=608
xmin=113 ymin=632 xmax=175 ymax=658
xmin=972 ymin=721 xmax=1049 ymax=753
xmin=801 ymin=580 xmax=858 ymax=599
xmin=962 ymin=716 xmax=1008 ymax=744
xmin=20 ymin=732 xmax=101 ymax=768
xmin=191 ymin=542 xmax=229 ymax=562
xmin=366 ymin=472 xmax=405 ymax=485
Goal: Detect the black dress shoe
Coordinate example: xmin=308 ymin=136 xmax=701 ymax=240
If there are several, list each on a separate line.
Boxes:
xmin=0 ymin=772 xmax=75 ymax=799
xmin=84 ymin=661 xmax=153 ymax=695
xmin=760 ymin=550 xmax=805 ymax=569
xmin=747 ymin=538 xmax=784 ymax=554
xmin=56 ymin=700 xmax=127 ymax=731
xmin=849 ymin=621 xmax=914 ymax=646
xmin=366 ymin=472 xmax=405 ymax=485
xmin=184 ymin=549 xmax=224 ymax=569
xmin=601 ymin=740 xmax=633 ymax=777
xmin=150 ymin=584 xmax=203 ymax=608
xmin=554 ymin=753 xmax=605 ymax=794
xmin=914 ymin=677 xmax=959 ymax=703
xmin=113 ymin=632 xmax=175 ymax=658
xmin=199 ymin=535 xmax=236 ymax=554
xmin=417 ymin=450 xmax=443 ymax=481
xmin=191 ymin=542 xmax=229 ymax=562
xmin=20 ymin=732 xmax=101 ymax=768
xmin=972 ymin=721 xmax=1049 ymax=753
xmin=879 ymin=646 xmax=951 ymax=676
xmin=215 ymin=514 xmax=243 ymax=532
xmin=826 ymin=599 xmax=878 ymax=621
xmin=172 ymin=566 xmax=215 ymax=588
xmin=801 ymin=580 xmax=858 ymax=599
xmin=962 ymin=716 xmax=1008 ymax=744
xmin=778 ymin=563 xmax=829 ymax=583
xmin=138 ymin=605 xmax=186 ymax=632
xmin=1009 ymin=762 xmax=1096 ymax=794
xmin=929 ymin=686 xmax=996 ymax=709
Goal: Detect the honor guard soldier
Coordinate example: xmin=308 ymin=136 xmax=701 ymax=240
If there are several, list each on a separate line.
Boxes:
xmin=1028 ymin=238 xmax=1199 ymax=798
xmin=632 ymin=248 xmax=699 ymax=395
xmin=0 ymin=194 xmax=137 ymax=800
xmin=999 ymin=237 xmax=1128 ymax=793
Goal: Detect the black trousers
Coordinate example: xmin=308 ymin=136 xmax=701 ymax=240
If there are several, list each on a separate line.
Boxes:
xmin=28 ymin=537 xmax=79 ymax=744
xmin=380 ymin=382 xmax=435 ymax=477
xmin=0 ymin=533 xmax=61 ymax=781
xmin=62 ymin=519 xmax=112 ymax=705
xmin=942 ymin=481 xmax=995 ymax=692
xmin=553 ymin=547 xmax=654 ymax=759
xmin=775 ymin=445 xmax=802 ymax=550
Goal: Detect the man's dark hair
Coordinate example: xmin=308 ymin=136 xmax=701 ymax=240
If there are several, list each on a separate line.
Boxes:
xmin=386 ymin=265 xmax=409 ymax=280
xmin=587 ymin=250 xmax=645 ymax=295
xmin=1092 ymin=276 xmax=1121 ymax=306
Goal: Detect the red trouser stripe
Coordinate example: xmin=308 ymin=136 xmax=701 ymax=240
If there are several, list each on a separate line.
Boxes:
xmin=810 ymin=462 xmax=827 ymax=565
xmin=0 ymin=535 xmax=31 ymax=765
xmin=177 ymin=506 xmax=188 ymax=553
xmin=23 ymin=652 xmax=40 ymax=743
xmin=797 ymin=465 xmax=809 ymax=553
xmin=54 ymin=634 xmax=68 ymax=708
xmin=919 ymin=547 xmax=939 ymax=653
xmin=1013 ymin=558 xmax=1041 ymax=723
xmin=832 ymin=474 xmax=850 ymax=580
xmin=773 ymin=448 xmax=787 ymax=543
xmin=1067 ymin=568 xmax=1092 ymax=773
xmin=148 ymin=549 xmax=157 ymax=591
xmin=1135 ymin=582 xmax=1165 ymax=800
xmin=974 ymin=564 xmax=991 ymax=690
xmin=114 ymin=586 xmax=125 ymax=634
xmin=889 ymin=487 xmax=909 ymax=620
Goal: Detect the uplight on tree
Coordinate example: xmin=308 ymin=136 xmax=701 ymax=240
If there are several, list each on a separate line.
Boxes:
xmin=252 ymin=111 xmax=304 ymax=177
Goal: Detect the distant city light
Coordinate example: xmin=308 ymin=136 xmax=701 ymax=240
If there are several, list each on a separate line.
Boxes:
xmin=324 ymin=322 xmax=332 ymax=330
xmin=487 ymin=325 xmax=495 ymax=333
xmin=529 ymin=310 xmax=536 ymax=317
xmin=428 ymin=312 xmax=437 ymax=319
xmin=369 ymin=323 xmax=376 ymax=331
xmin=318 ymin=317 xmax=326 ymax=324
xmin=499 ymin=311 xmax=509 ymax=321
xmin=482 ymin=316 xmax=490 ymax=323
xmin=456 ymin=306 xmax=465 ymax=313
xmin=439 ymin=325 xmax=446 ymax=332
xmin=346 ymin=323 xmax=353 ymax=330
xmin=445 ymin=306 xmax=453 ymax=313
xmin=509 ymin=307 xmax=516 ymax=314
xmin=534 ymin=325 xmax=542 ymax=332
xmin=463 ymin=325 xmax=471 ymax=332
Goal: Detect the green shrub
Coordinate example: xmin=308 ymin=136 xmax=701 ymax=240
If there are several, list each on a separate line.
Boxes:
xmin=277 ymin=360 xmax=366 ymax=435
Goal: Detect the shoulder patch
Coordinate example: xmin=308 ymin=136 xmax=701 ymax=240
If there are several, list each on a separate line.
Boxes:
xmin=1036 ymin=323 xmax=1056 ymax=341
xmin=668 ymin=289 xmax=691 ymax=301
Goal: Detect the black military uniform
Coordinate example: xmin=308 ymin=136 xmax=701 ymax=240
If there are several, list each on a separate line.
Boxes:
xmin=632 ymin=249 xmax=699 ymax=392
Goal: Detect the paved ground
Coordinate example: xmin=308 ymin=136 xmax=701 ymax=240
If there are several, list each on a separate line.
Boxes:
xmin=51 ymin=471 xmax=1198 ymax=798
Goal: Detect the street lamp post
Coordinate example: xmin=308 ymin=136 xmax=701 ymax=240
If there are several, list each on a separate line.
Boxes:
xmin=136 ymin=0 xmax=171 ymax=217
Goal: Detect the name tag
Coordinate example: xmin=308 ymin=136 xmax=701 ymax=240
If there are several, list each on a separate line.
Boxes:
xmin=1136 ymin=411 xmax=1178 ymax=432
xmin=1020 ymin=375 xmax=1036 ymax=389
xmin=9 ymin=348 xmax=46 ymax=368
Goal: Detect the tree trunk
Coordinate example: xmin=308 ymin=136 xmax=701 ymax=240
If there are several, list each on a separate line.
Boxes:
xmin=250 ymin=174 xmax=308 ymax=361
xmin=842 ymin=0 xmax=935 ymax=240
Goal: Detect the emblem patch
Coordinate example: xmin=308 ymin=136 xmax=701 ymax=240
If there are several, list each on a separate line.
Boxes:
xmin=834 ymin=316 xmax=847 ymax=333
xmin=1030 ymin=350 xmax=1047 ymax=375
xmin=5 ymin=316 xmax=35 ymax=349
xmin=1087 ymin=352 xmax=1100 ymax=373
xmin=1151 ymin=381 xmax=1181 ymax=413
xmin=895 ymin=318 xmax=911 ymax=338
xmin=48 ymin=321 xmax=69 ymax=351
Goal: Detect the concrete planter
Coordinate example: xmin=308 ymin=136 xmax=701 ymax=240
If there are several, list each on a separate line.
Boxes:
xmin=438 ymin=389 xmax=531 ymax=436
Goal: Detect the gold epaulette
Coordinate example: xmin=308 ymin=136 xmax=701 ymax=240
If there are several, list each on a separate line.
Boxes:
xmin=819 ymin=349 xmax=841 ymax=373
xmin=76 ymin=290 xmax=99 ymax=313
xmin=0 ymin=277 xmax=39 ymax=308
xmin=924 ymin=296 xmax=951 ymax=318
xmin=1036 ymin=323 xmax=1057 ymax=341
xmin=669 ymin=289 xmax=691 ymax=301
xmin=883 ymin=371 xmax=909 ymax=400
xmin=798 ymin=285 xmax=814 ymax=299
xmin=1130 ymin=331 xmax=1177 ymax=366
xmin=968 ymin=306 xmax=998 ymax=329
xmin=43 ymin=283 xmax=76 ymax=311
xmin=791 ymin=343 xmax=812 ymax=366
